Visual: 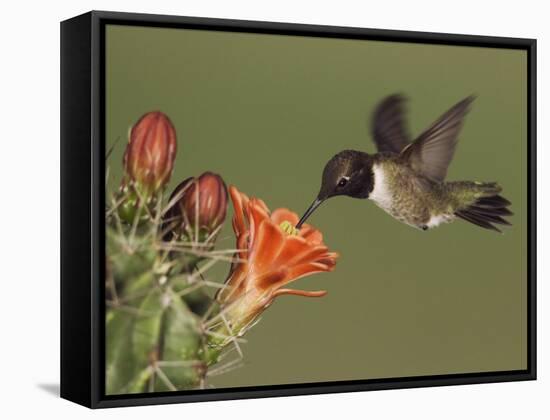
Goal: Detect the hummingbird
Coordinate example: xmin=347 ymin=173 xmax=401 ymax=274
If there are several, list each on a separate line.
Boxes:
xmin=296 ymin=94 xmax=512 ymax=232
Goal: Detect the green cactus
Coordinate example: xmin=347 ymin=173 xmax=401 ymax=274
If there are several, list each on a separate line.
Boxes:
xmin=104 ymin=111 xmax=242 ymax=394
xmin=105 ymin=111 xmax=339 ymax=394
xmin=105 ymin=185 xmax=239 ymax=394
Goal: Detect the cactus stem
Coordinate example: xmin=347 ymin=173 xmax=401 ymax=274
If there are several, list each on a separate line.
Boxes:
xmin=152 ymin=190 xmax=165 ymax=226
xmin=158 ymin=218 xmax=179 ymax=239
xmin=219 ymin=313 xmax=244 ymax=358
xmin=155 ymin=244 xmax=244 ymax=264
xmin=156 ymin=360 xmax=202 ymax=368
xmin=206 ymin=358 xmax=244 ymax=377
xmin=160 ymin=181 xmax=193 ymax=218
xmin=110 ymin=195 xmax=129 ymax=247
xmin=105 ymin=136 xmax=121 ymax=161
xmin=131 ymin=183 xmax=157 ymax=221
xmin=155 ymin=244 xmax=178 ymax=272
xmin=156 ymin=240 xmax=235 ymax=253
xmin=106 ymin=159 xmax=252 ymax=391
xmin=204 ymin=248 xmax=247 ymax=255
xmin=111 ymin=287 xmax=156 ymax=305
xmin=106 ymin=264 xmax=120 ymax=305
xmin=170 ymin=273 xmax=225 ymax=290
xmin=154 ymin=366 xmax=177 ymax=392
xmin=128 ymin=202 xmax=145 ymax=245
xmin=200 ymin=300 xmax=220 ymax=324
xmin=147 ymin=369 xmax=156 ymax=393
xmin=105 ymin=301 xmax=158 ymax=317
xmin=201 ymin=297 xmax=242 ymax=329
xmin=196 ymin=279 xmax=226 ymax=290
xmin=106 ymin=192 xmax=128 ymax=218
xmin=186 ymin=258 xmax=220 ymax=283
xmin=203 ymin=328 xmax=247 ymax=344
xmin=203 ymin=223 xmax=224 ymax=244
xmin=174 ymin=281 xmax=220 ymax=299
xmin=106 ymin=166 xmax=110 ymax=187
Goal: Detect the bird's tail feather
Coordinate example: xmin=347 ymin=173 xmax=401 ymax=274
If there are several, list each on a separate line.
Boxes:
xmin=455 ymin=194 xmax=513 ymax=233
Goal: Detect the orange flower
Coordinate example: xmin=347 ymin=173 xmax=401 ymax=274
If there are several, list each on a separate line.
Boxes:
xmin=216 ymin=186 xmax=339 ymax=334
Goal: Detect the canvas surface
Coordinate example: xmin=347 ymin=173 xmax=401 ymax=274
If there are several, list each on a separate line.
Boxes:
xmin=105 ymin=24 xmax=527 ymax=390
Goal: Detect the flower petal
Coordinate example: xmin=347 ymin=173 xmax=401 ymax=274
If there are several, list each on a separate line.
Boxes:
xmin=216 ymin=263 xmax=249 ymax=303
xmin=272 ymin=288 xmax=327 ymax=298
xmin=261 ymin=262 xmax=332 ymax=294
xmin=271 ymin=208 xmax=299 ymax=226
xmin=273 ymin=236 xmax=329 ymax=267
xmin=254 ymin=268 xmax=288 ymax=291
xmin=316 ymin=252 xmax=339 ymax=268
xmin=235 ymin=232 xmax=249 ymax=261
xmin=248 ymin=199 xmax=270 ymax=249
xmin=293 ymin=245 xmax=332 ymax=265
xmin=255 ymin=198 xmax=270 ymax=213
xmin=299 ymin=225 xmax=323 ymax=244
xmin=272 ymin=235 xmax=310 ymax=266
xmin=285 ymin=261 xmax=335 ymax=284
xmin=229 ymin=186 xmax=247 ymax=236
xmin=250 ymin=219 xmax=286 ymax=275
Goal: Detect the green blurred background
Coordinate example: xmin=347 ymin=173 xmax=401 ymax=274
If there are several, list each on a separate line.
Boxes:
xmin=105 ymin=24 xmax=527 ymax=388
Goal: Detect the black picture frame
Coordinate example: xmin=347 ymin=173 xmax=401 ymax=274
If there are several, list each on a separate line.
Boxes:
xmin=60 ymin=10 xmax=537 ymax=409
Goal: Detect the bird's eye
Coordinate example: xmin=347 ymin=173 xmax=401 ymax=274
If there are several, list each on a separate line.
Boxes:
xmin=337 ymin=178 xmax=348 ymax=187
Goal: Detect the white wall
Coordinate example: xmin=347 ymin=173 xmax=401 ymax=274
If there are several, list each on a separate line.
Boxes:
xmin=1 ymin=0 xmax=546 ymax=418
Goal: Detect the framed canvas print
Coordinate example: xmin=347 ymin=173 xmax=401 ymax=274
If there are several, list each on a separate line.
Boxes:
xmin=60 ymin=11 xmax=536 ymax=408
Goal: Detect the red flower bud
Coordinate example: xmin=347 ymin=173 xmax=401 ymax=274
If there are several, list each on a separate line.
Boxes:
xmin=167 ymin=172 xmax=228 ymax=240
xmin=123 ymin=111 xmax=177 ymax=195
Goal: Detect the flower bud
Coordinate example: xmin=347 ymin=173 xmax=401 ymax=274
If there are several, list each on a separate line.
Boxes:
xmin=166 ymin=172 xmax=228 ymax=241
xmin=123 ymin=111 xmax=177 ymax=196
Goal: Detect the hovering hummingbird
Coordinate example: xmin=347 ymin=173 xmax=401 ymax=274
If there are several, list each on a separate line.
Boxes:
xmin=296 ymin=94 xmax=512 ymax=232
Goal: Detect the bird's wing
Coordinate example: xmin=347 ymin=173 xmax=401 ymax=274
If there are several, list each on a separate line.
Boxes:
xmin=371 ymin=94 xmax=411 ymax=154
xmin=400 ymin=96 xmax=475 ymax=182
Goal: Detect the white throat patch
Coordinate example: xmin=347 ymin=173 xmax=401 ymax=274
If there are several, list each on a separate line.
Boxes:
xmin=369 ymin=164 xmax=393 ymax=212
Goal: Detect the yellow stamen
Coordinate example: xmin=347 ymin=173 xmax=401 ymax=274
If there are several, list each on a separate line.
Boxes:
xmin=279 ymin=220 xmax=299 ymax=236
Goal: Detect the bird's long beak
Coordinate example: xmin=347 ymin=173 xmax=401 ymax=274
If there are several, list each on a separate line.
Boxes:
xmin=296 ymin=197 xmax=324 ymax=229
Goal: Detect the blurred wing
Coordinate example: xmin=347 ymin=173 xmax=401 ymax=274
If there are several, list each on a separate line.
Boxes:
xmin=371 ymin=94 xmax=411 ymax=154
xmin=401 ymin=96 xmax=475 ymax=182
